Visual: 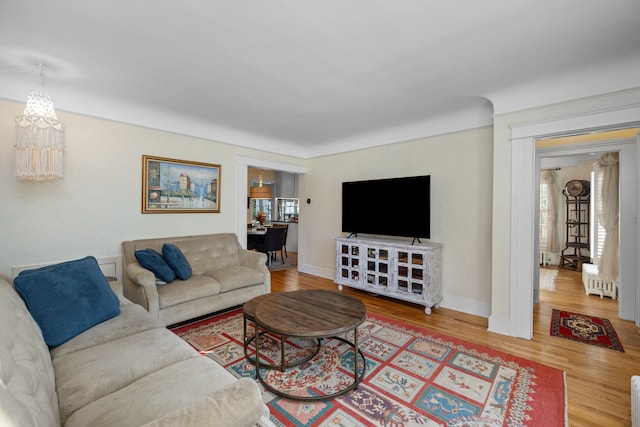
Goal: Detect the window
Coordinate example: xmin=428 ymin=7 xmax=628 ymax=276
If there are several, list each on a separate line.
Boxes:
xmin=252 ymin=199 xmax=272 ymax=220
xmin=590 ymin=170 xmax=606 ymax=263
xmin=539 ymin=170 xmax=559 ymax=254
xmin=539 ymin=180 xmax=551 ymax=251
xmin=275 ymin=198 xmax=299 ymax=222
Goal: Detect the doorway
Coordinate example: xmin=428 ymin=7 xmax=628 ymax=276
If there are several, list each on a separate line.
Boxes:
xmin=236 ymin=156 xmax=306 ymax=256
xmin=536 ymin=148 xmax=620 ymax=314
xmin=509 ymin=108 xmax=639 ymax=339
xmin=535 ymin=137 xmax=635 ymax=318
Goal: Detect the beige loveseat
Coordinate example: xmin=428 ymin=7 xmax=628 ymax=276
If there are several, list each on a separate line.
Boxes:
xmin=123 ymin=233 xmax=270 ymax=326
xmin=0 ymin=275 xmax=271 ymax=427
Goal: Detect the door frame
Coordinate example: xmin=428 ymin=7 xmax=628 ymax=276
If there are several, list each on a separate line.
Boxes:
xmin=509 ymin=106 xmax=640 ymax=338
xmin=236 ymin=156 xmax=306 ymax=249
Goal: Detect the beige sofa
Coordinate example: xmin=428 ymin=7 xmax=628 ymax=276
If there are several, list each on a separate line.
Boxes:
xmin=123 ymin=233 xmax=270 ymax=326
xmin=0 ymin=276 xmax=271 ymax=427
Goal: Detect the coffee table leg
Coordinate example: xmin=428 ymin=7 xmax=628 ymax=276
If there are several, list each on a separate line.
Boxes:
xmin=280 ymin=336 xmax=285 ymax=371
xmin=354 ymin=327 xmax=359 ymax=385
xmin=243 ymin=316 xmax=247 ymax=348
xmin=255 ymin=322 xmax=260 ymax=379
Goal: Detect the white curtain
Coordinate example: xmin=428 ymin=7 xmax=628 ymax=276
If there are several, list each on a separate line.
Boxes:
xmin=594 ymin=153 xmax=619 ymax=283
xmin=540 ymin=169 xmax=560 ymax=253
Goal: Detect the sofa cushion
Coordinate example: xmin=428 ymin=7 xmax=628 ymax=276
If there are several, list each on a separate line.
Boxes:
xmin=14 ymin=256 xmax=120 ymax=347
xmin=50 ymin=302 xmax=164 ymax=359
xmin=162 ymin=243 xmax=192 ymax=280
xmin=64 ymin=359 xmax=263 ymax=427
xmin=54 ymin=328 xmax=199 ymax=424
xmin=157 ymin=275 xmax=222 ymax=309
xmin=135 ymin=249 xmax=176 ymax=283
xmin=175 ymin=234 xmax=241 ymax=273
xmin=204 ymin=266 xmax=266 ymax=293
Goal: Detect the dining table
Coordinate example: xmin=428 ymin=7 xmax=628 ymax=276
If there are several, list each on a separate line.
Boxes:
xmin=247 ymin=226 xmax=267 ymax=250
xmin=247 ymin=227 xmax=268 ymax=236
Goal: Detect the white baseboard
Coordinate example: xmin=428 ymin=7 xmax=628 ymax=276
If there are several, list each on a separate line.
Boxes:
xmin=297 ymin=263 xmax=335 ymax=281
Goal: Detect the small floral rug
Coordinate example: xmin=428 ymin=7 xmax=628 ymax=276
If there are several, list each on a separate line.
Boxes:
xmin=172 ymin=308 xmax=566 ymax=426
xmin=550 ymin=308 xmax=624 ymax=352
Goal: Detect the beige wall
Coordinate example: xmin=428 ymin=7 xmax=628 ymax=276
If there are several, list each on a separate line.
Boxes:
xmin=299 ymin=127 xmax=494 ymax=316
xmin=0 ymin=98 xmax=300 ymax=280
xmin=2 ymin=88 xmax=637 ymax=324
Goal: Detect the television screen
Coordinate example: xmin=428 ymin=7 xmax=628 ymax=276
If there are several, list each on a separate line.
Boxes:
xmin=342 ymin=175 xmax=430 ymax=239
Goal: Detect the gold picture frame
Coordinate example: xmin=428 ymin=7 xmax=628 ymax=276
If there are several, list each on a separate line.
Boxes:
xmin=142 ymin=155 xmax=221 ymax=214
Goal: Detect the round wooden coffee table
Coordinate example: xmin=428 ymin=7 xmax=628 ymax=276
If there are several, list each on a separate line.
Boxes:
xmin=243 ymin=294 xmax=320 ymax=369
xmin=253 ymin=289 xmax=367 ymax=400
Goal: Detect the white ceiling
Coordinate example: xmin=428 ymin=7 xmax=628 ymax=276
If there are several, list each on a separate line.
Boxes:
xmin=1 ymin=1 xmax=639 ymax=158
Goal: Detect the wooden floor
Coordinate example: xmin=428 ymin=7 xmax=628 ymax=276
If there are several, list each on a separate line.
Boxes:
xmin=270 ymin=266 xmax=639 ymax=426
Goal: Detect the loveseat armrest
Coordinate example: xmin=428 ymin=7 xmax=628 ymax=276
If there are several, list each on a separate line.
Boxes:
xmin=238 ymin=249 xmax=271 ymax=293
xmin=124 ymin=263 xmax=160 ymax=319
xmin=238 ymin=248 xmax=268 ymax=270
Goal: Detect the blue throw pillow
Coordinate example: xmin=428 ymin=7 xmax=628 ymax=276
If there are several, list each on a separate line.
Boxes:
xmin=162 ymin=244 xmax=192 ymax=280
xmin=14 ymin=256 xmax=121 ymax=347
xmin=135 ymin=248 xmax=176 ymax=283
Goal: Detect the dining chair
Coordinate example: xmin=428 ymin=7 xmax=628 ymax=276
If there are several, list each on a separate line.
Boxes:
xmin=272 ymin=223 xmax=289 ymax=259
xmin=255 ymin=226 xmax=287 ymax=265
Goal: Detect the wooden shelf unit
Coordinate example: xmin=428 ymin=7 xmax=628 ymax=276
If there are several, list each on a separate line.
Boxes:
xmin=560 ymin=191 xmax=590 ymax=272
xmin=335 ymin=237 xmax=442 ymax=314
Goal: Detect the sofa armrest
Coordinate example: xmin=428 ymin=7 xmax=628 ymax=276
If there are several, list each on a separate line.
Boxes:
xmin=238 ymin=248 xmax=267 ymax=270
xmin=238 ymin=249 xmax=271 ymax=293
xmin=106 ymin=278 xmax=128 ymax=303
xmin=124 ymin=263 xmax=160 ymax=319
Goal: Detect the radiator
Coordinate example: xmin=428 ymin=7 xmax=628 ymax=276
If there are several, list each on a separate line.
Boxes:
xmin=582 ymin=263 xmax=618 ymax=300
xmin=633 ymin=376 xmax=640 ymax=426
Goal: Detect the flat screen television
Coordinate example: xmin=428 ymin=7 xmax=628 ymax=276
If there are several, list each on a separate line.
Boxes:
xmin=342 ymin=175 xmax=430 ymax=240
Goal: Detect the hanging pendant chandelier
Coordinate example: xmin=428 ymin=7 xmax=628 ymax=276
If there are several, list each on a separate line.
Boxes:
xmin=14 ymin=65 xmax=66 ymax=180
xmin=249 ymin=171 xmax=272 ymax=199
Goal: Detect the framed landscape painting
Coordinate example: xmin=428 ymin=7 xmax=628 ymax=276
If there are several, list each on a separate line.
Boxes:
xmin=142 ymin=155 xmax=221 ymax=214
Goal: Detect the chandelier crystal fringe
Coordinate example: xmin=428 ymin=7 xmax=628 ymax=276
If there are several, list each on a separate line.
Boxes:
xmin=14 ymin=68 xmax=66 ymax=180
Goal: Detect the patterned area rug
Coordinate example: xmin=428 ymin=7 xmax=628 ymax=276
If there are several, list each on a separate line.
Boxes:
xmin=172 ymin=308 xmax=566 ymax=426
xmin=550 ymin=308 xmax=624 ymax=352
